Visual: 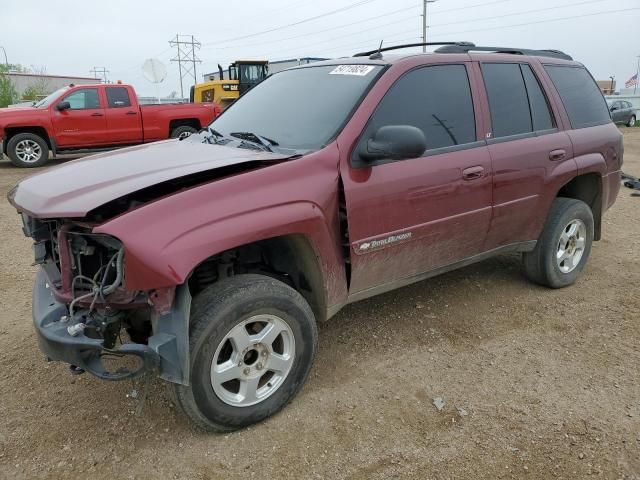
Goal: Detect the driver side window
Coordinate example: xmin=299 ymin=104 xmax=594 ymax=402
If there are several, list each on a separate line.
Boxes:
xmin=363 ymin=64 xmax=476 ymax=157
xmin=63 ymin=89 xmax=101 ymax=110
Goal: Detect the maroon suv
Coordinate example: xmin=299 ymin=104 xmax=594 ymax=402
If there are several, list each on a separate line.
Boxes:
xmin=8 ymin=42 xmax=622 ymax=432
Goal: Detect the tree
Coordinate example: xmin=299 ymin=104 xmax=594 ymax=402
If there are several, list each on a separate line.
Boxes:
xmin=0 ymin=73 xmax=18 ymax=108
xmin=0 ymin=63 xmax=24 ymax=107
xmin=21 ymin=67 xmax=50 ymax=101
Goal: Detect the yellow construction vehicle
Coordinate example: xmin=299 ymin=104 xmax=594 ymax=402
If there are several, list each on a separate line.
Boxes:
xmin=190 ymin=60 xmax=269 ymax=109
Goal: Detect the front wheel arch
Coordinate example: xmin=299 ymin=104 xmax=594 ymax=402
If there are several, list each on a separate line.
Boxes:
xmin=188 ymin=234 xmax=329 ymax=323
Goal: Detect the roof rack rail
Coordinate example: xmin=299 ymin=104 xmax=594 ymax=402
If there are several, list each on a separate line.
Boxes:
xmin=353 ymin=42 xmax=476 ymax=58
xmin=434 ymin=44 xmax=573 ymax=61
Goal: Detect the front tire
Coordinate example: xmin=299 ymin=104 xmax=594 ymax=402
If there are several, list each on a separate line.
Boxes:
xmin=628 ymin=115 xmax=636 ymax=127
xmin=173 ymin=274 xmax=317 ymax=432
xmin=7 ymin=133 xmax=49 ymax=168
xmin=522 ymin=198 xmax=594 ymax=288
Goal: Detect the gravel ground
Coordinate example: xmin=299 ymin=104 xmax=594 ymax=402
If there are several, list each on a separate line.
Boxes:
xmin=0 ymin=130 xmax=639 ymax=480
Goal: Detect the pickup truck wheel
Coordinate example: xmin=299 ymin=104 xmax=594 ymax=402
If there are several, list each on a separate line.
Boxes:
xmin=7 ymin=133 xmax=49 ymax=168
xmin=172 ymin=274 xmax=317 ymax=432
xmin=628 ymin=115 xmax=636 ymax=127
xmin=170 ymin=125 xmax=197 ymax=138
xmin=522 ymin=198 xmax=594 ymax=288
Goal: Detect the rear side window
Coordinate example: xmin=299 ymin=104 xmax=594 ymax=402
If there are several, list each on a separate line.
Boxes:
xmin=482 ymin=63 xmax=554 ymax=138
xmin=544 ymin=65 xmax=610 ymax=128
xmin=365 ymin=64 xmax=476 ymax=152
xmin=482 ymin=63 xmax=531 ymax=137
xmin=106 ymin=87 xmax=132 ymax=108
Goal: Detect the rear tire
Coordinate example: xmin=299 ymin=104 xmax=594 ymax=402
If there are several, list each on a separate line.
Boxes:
xmin=7 ymin=133 xmax=49 ymax=168
xmin=172 ymin=274 xmax=317 ymax=432
xmin=522 ymin=198 xmax=594 ymax=288
xmin=628 ymin=115 xmax=636 ymax=127
xmin=170 ymin=125 xmax=197 ymax=138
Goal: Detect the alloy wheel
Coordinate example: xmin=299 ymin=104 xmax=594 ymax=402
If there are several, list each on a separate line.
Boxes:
xmin=211 ymin=314 xmax=295 ymax=407
xmin=15 ymin=139 xmax=42 ymax=163
xmin=556 ymin=219 xmax=587 ymax=273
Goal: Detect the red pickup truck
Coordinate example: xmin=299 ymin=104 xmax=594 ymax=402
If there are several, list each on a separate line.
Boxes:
xmin=0 ymin=83 xmax=220 ymax=167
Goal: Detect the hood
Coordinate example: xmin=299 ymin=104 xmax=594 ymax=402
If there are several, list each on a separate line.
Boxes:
xmin=0 ymin=104 xmax=35 ymax=111
xmin=0 ymin=106 xmax=44 ymax=121
xmin=9 ymin=137 xmax=290 ymax=218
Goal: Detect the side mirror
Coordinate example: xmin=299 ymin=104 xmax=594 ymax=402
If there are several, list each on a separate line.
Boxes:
xmin=610 ymin=105 xmax=618 ymax=111
xmin=56 ymin=101 xmax=71 ymax=111
xmin=359 ymin=125 xmax=427 ymax=163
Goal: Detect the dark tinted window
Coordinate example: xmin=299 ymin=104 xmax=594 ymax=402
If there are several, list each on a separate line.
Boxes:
xmin=521 ymin=64 xmax=554 ymax=131
xmin=63 ymin=88 xmax=100 ymax=110
xmin=482 ymin=63 xmax=532 ymax=137
xmin=365 ymin=64 xmax=476 ymax=152
xmin=106 ymin=87 xmax=131 ymax=108
xmin=544 ymin=65 xmax=610 ymax=128
xmin=212 ymin=65 xmax=383 ymax=151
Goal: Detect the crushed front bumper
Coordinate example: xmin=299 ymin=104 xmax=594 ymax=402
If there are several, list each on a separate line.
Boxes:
xmin=32 ymin=268 xmax=174 ymax=381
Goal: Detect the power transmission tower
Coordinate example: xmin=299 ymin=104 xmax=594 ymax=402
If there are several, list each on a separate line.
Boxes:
xmin=90 ymin=66 xmax=109 ymax=83
xmin=169 ymin=34 xmax=202 ymax=98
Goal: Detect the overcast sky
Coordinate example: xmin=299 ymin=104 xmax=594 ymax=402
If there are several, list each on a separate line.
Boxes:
xmin=2 ymin=0 xmax=639 ymax=97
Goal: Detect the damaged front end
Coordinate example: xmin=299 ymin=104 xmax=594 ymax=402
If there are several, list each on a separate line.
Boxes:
xmin=23 ymin=215 xmax=190 ymax=384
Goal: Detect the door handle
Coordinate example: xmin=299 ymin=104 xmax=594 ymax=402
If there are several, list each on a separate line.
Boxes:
xmin=125 ymin=111 xmax=137 ymax=115
xmin=549 ymin=149 xmax=566 ymax=161
xmin=462 ymin=166 xmax=485 ymax=181
xmin=90 ymin=112 xmax=103 ymax=117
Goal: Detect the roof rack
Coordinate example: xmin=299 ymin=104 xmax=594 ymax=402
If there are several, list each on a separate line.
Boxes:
xmin=434 ymin=44 xmax=573 ymax=61
xmin=353 ymin=42 xmax=475 ymax=58
xmin=352 ymin=42 xmax=573 ymax=61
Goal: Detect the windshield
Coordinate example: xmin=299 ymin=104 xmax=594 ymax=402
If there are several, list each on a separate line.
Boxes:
xmin=33 ymin=87 xmax=70 ymax=108
xmin=209 ymin=64 xmax=383 ymax=151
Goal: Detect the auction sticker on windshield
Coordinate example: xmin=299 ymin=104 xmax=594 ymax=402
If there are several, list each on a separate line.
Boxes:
xmin=329 ymin=65 xmax=375 ymax=76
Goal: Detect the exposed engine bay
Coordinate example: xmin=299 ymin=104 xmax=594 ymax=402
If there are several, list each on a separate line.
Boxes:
xmin=22 ymin=215 xmax=160 ymax=380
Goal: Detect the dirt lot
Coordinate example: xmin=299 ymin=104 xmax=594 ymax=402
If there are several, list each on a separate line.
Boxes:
xmin=0 ymin=130 xmax=639 ymax=480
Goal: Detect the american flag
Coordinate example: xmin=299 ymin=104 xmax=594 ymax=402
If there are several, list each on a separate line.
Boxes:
xmin=625 ymin=74 xmax=638 ymax=88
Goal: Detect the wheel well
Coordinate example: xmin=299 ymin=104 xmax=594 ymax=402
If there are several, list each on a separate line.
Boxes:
xmin=557 ymin=173 xmax=602 ymax=240
xmin=188 ymin=235 xmax=327 ymax=322
xmin=3 ymin=126 xmax=51 ymax=154
xmin=169 ymin=118 xmax=201 ymax=135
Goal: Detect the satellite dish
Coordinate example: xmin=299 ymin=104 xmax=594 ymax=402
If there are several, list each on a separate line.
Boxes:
xmin=142 ymin=58 xmax=167 ymax=83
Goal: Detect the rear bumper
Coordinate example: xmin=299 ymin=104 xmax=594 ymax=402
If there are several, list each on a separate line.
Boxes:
xmin=32 ymin=268 xmax=159 ymax=380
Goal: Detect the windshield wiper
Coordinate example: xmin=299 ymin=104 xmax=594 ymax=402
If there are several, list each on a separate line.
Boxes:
xmin=230 ymin=132 xmax=278 ymax=152
xmin=205 ymin=127 xmax=226 ymax=144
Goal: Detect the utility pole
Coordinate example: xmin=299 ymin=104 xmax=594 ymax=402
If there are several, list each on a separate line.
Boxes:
xmin=169 ymin=34 xmax=202 ymax=99
xmin=90 ymin=66 xmax=109 ymax=83
xmin=422 ymin=0 xmax=437 ymax=52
